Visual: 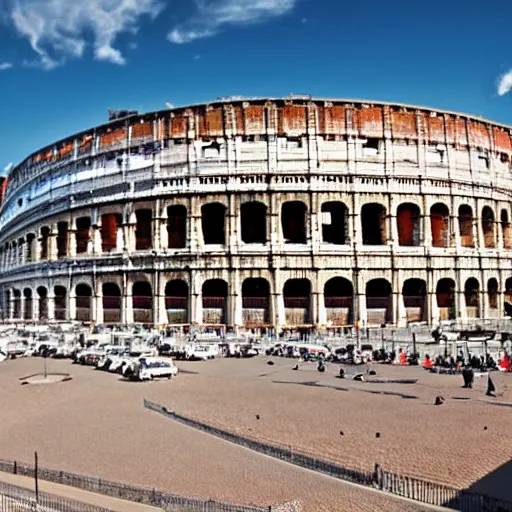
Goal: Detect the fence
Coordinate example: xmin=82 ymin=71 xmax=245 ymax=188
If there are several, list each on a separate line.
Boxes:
xmin=0 ymin=459 xmax=274 ymax=512
xmin=143 ymin=400 xmax=512 ymax=512
xmin=0 ymin=480 xmax=114 ymax=512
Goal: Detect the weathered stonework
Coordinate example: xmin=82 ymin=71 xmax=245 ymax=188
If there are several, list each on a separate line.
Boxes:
xmin=1 ymin=97 xmax=511 ymax=330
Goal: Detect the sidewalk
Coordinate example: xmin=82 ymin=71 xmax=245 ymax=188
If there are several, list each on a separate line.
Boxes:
xmin=0 ymin=471 xmax=164 ymax=512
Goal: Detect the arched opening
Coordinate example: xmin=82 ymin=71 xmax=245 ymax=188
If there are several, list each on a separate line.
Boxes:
xmin=501 ymin=210 xmax=512 ymax=249
xmin=487 ymin=278 xmax=499 ymax=314
xmin=57 ymin=221 xmax=68 ymax=258
xmin=464 ymin=278 xmax=480 ymax=318
xmin=26 ymin=233 xmax=36 ymax=262
xmin=324 ymin=277 xmax=353 ymax=326
xmin=283 ymin=279 xmax=311 ymax=326
xmin=76 ymin=284 xmax=92 ymax=321
xmin=436 ymin=279 xmax=456 ymax=320
xmin=165 ymin=280 xmax=188 ymax=324
xmin=282 ymin=201 xmax=307 ymax=244
xmin=321 ymin=202 xmax=349 ymax=245
xmin=167 ymin=205 xmax=187 ymax=249
xmin=366 ymin=279 xmax=392 ymax=325
xmin=482 ymin=207 xmax=496 ymax=248
xmin=76 ymin=217 xmax=91 ymax=254
xmin=458 ymin=205 xmax=474 ymax=248
xmin=23 ymin=288 xmax=32 ymax=320
xmin=101 ymin=213 xmax=122 ymax=252
xmin=40 ymin=226 xmax=50 ymax=260
xmin=397 ymin=203 xmax=421 ymax=246
xmin=505 ymin=278 xmax=512 ymax=317
xmin=241 ymin=202 xmax=267 ymax=244
xmin=13 ymin=289 xmax=21 ymax=319
xmin=430 ymin=203 xmax=451 ymax=248
xmin=132 ymin=281 xmax=153 ymax=323
xmin=202 ymin=279 xmax=228 ymax=325
xmin=103 ymin=283 xmax=121 ymax=323
xmin=361 ymin=204 xmax=387 ymax=245
xmin=37 ymin=286 xmax=48 ymax=320
xmin=54 ymin=285 xmax=67 ymax=320
xmin=242 ymin=278 xmax=270 ymax=326
xmin=135 ymin=209 xmax=152 ymax=250
xmin=402 ymin=279 xmax=427 ymax=323
xmin=202 ymin=203 xmax=226 ymax=245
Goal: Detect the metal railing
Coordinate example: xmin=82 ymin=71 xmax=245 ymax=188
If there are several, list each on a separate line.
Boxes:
xmin=0 ymin=459 xmax=270 ymax=512
xmin=0 ymin=480 xmax=114 ymax=512
xmin=143 ymin=400 xmax=512 ymax=512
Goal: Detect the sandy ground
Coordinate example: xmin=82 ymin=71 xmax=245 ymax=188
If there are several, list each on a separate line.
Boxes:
xmin=0 ymin=356 xmax=511 ymax=511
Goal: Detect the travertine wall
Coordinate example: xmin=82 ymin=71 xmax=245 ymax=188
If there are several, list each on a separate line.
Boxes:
xmin=1 ymin=98 xmax=512 ymax=330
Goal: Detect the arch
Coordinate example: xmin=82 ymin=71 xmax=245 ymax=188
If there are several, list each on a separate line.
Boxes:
xmin=282 ymin=201 xmax=307 ymax=244
xmin=165 ymin=279 xmax=188 ymax=324
xmin=397 ymin=203 xmax=421 ymax=246
xmin=12 ymin=289 xmax=21 ymax=319
xmin=241 ymin=202 xmax=267 ymax=244
xmin=23 ymin=288 xmax=33 ymax=320
xmin=167 ymin=205 xmax=187 ymax=249
xmin=366 ymin=279 xmax=392 ymax=325
xmin=464 ymin=278 xmax=480 ymax=318
xmin=132 ymin=281 xmax=153 ymax=324
xmin=501 ymin=209 xmax=512 ymax=249
xmin=402 ymin=279 xmax=427 ymax=323
xmin=202 ymin=279 xmax=228 ymax=325
xmin=458 ymin=205 xmax=474 ymax=248
xmin=487 ymin=278 xmax=499 ymax=310
xmin=242 ymin=278 xmax=270 ymax=326
xmin=283 ymin=279 xmax=311 ymax=326
xmin=103 ymin=282 xmax=121 ymax=323
xmin=436 ymin=278 xmax=456 ymax=320
xmin=76 ymin=283 xmax=92 ymax=321
xmin=40 ymin=226 xmax=50 ymax=260
xmin=26 ymin=233 xmax=36 ymax=262
xmin=361 ymin=203 xmax=387 ymax=245
xmin=135 ymin=209 xmax=152 ymax=250
xmin=202 ymin=203 xmax=226 ymax=245
xmin=430 ymin=203 xmax=451 ymax=248
xmin=54 ymin=285 xmax=67 ymax=320
xmin=57 ymin=221 xmax=68 ymax=258
xmin=321 ymin=202 xmax=349 ymax=245
xmin=324 ymin=277 xmax=353 ymax=326
xmin=37 ymin=286 xmax=48 ymax=320
xmin=482 ymin=206 xmax=496 ymax=248
xmin=101 ymin=213 xmax=122 ymax=252
xmin=76 ymin=216 xmax=91 ymax=254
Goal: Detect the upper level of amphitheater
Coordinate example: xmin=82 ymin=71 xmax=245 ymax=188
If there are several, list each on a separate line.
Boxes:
xmin=2 ymin=97 xmax=512 ymax=237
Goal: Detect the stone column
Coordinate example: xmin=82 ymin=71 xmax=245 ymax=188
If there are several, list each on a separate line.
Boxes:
xmin=94 ymin=282 xmax=103 ymax=325
xmin=158 ymin=283 xmax=167 ymax=327
xmin=160 ymin=209 xmax=169 ymax=251
xmin=7 ymin=291 xmax=13 ymax=320
xmin=47 ymin=292 xmax=55 ymax=321
xmin=93 ymin=225 xmax=102 ymax=255
xmin=311 ymin=290 xmax=320 ymax=327
xmin=398 ymin=292 xmax=408 ymax=327
xmin=20 ymin=296 xmax=26 ymax=320
xmin=49 ymin=225 xmax=58 ymax=261
xmin=424 ymin=212 xmax=432 ymax=248
xmin=69 ymin=292 xmax=76 ymax=321
xmin=32 ymin=295 xmax=40 ymax=321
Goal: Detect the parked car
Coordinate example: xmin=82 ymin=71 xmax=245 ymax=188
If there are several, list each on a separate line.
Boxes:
xmin=123 ymin=357 xmax=178 ymax=381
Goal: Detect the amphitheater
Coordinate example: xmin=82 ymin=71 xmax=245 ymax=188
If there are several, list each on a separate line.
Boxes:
xmin=1 ymin=97 xmax=512 ymax=332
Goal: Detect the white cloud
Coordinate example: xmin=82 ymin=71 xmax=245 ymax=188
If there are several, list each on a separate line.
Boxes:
xmin=9 ymin=0 xmax=164 ymax=69
xmin=168 ymin=0 xmax=298 ymax=44
xmin=498 ymin=69 xmax=512 ymax=96
xmin=0 ymin=62 xmax=13 ymax=70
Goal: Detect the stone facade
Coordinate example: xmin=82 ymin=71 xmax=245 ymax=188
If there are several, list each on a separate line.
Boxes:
xmin=0 ymin=98 xmax=511 ymax=331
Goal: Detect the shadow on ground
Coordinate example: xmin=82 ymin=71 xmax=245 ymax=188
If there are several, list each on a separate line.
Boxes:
xmin=444 ymin=459 xmax=512 ymax=509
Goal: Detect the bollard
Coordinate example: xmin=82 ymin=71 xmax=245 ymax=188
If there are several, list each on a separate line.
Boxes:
xmin=13 ymin=461 xmax=17 ymax=475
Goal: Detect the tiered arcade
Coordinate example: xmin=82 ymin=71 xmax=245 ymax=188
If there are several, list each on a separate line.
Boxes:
xmin=1 ymin=97 xmax=512 ymax=331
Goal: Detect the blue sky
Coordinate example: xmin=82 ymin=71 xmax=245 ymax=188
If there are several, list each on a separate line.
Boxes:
xmin=1 ymin=0 xmax=512 ymax=169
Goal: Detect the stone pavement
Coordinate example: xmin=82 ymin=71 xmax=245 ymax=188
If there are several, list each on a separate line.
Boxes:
xmin=0 ymin=471 xmax=163 ymax=512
